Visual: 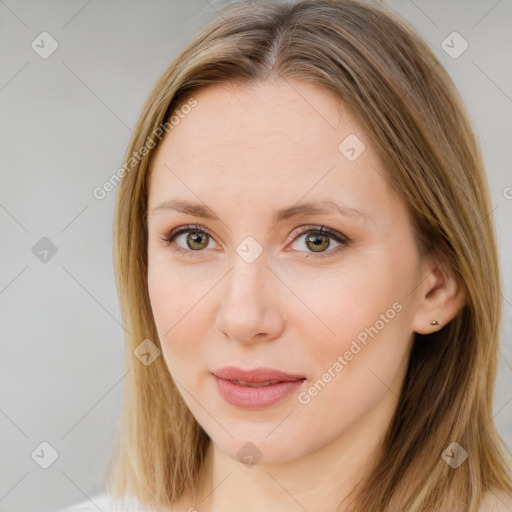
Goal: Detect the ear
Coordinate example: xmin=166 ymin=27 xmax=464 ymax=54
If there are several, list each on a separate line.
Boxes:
xmin=411 ymin=255 xmax=466 ymax=335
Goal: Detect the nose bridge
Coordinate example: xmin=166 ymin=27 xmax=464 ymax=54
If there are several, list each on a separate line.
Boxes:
xmin=226 ymin=246 xmax=269 ymax=311
xmin=226 ymin=231 xmax=270 ymax=296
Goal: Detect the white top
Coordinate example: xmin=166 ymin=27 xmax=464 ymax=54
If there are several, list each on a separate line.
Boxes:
xmin=58 ymin=490 xmax=512 ymax=511
xmin=57 ymin=494 xmax=154 ymax=512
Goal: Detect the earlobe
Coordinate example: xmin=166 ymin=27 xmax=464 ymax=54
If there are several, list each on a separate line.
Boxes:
xmin=411 ymin=262 xmax=466 ymax=335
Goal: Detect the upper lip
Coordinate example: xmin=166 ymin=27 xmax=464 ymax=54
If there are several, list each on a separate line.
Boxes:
xmin=212 ymin=366 xmax=306 ymax=383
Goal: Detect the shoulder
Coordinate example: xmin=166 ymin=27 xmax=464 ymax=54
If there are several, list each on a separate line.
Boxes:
xmin=478 ymin=491 xmax=512 ymax=512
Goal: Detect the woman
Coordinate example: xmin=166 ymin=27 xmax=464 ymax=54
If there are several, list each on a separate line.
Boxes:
xmin=61 ymin=0 xmax=512 ymax=510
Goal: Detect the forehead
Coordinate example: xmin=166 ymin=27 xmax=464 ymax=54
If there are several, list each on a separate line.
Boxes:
xmin=166 ymin=80 xmax=353 ymax=159
xmin=148 ymin=79 xmax=395 ymax=220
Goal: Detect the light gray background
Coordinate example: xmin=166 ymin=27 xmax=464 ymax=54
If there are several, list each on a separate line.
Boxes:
xmin=0 ymin=1 xmax=511 ymax=511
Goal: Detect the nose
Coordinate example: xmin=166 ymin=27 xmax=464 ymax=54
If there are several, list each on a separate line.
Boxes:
xmin=215 ymin=252 xmax=285 ymax=345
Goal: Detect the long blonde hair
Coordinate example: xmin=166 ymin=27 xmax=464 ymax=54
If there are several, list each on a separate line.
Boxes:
xmin=102 ymin=1 xmax=512 ymax=510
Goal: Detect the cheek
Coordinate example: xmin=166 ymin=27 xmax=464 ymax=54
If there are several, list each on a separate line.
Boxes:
xmin=291 ymin=258 xmax=412 ymax=389
xmin=147 ymin=255 xmax=213 ymax=330
xmin=147 ymin=260 xmax=208 ymax=369
xmin=148 ymin=267 xmax=178 ymax=335
xmin=147 ymin=259 xmax=234 ymax=401
xmin=294 ymin=300 xmax=411 ymax=443
xmin=290 ymin=260 xmax=401 ymax=339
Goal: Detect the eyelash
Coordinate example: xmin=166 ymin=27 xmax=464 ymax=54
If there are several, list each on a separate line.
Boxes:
xmin=159 ymin=224 xmax=350 ymax=259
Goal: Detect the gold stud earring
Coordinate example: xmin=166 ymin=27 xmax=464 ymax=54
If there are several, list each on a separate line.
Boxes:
xmin=430 ymin=319 xmax=440 ymax=326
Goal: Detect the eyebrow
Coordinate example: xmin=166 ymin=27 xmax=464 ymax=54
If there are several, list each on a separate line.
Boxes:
xmin=149 ymin=199 xmax=371 ymax=224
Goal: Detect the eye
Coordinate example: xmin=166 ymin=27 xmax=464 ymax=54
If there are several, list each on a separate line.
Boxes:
xmin=162 ymin=224 xmax=218 ymax=256
xmin=160 ymin=224 xmax=350 ymax=259
xmin=287 ymin=225 xmax=349 ymax=258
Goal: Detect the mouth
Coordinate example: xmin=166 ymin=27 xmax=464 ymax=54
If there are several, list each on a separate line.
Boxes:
xmin=212 ymin=366 xmax=306 ymax=383
xmin=211 ymin=367 xmax=306 ymax=409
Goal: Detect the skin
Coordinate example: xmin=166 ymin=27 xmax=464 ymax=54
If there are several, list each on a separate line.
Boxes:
xmin=146 ymin=79 xmax=465 ymax=512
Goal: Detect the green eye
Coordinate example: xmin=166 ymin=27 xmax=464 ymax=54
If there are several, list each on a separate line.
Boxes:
xmin=288 ymin=226 xmax=349 ymax=258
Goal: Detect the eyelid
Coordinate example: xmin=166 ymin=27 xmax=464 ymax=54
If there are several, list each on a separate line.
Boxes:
xmin=166 ymin=224 xmax=213 ymax=241
xmin=288 ymin=224 xmax=349 ymax=245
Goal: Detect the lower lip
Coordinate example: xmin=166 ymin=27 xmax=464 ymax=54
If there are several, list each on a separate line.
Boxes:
xmin=213 ymin=375 xmax=306 ymax=409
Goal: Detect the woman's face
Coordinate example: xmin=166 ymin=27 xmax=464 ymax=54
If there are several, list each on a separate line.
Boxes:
xmin=146 ymin=80 xmax=431 ymax=466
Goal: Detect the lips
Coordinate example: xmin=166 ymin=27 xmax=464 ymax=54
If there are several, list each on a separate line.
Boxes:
xmin=212 ymin=367 xmax=307 ymax=409
xmin=212 ymin=366 xmax=306 ymax=384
